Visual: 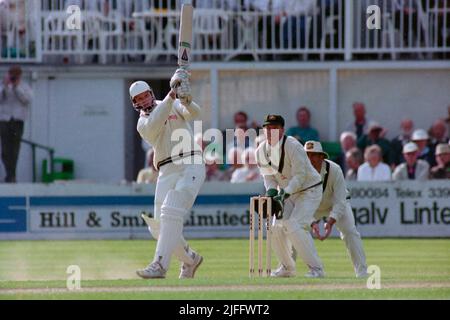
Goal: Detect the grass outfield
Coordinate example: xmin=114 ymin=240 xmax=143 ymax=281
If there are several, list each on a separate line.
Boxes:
xmin=0 ymin=239 xmax=449 ymax=300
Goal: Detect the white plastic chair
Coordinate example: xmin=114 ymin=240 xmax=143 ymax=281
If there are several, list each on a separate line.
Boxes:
xmin=319 ymin=14 xmax=339 ymax=61
xmin=84 ymin=11 xmax=124 ymax=64
xmin=43 ymin=11 xmax=84 ymax=63
xmin=379 ymin=12 xmax=399 ymax=60
xmin=192 ymin=9 xmax=229 ymax=59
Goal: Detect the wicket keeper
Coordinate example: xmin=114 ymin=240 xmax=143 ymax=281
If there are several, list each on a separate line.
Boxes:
xmin=256 ymin=115 xmax=326 ymax=278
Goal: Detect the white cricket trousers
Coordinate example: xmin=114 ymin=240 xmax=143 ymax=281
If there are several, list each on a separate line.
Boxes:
xmin=314 ymin=203 xmax=367 ymax=276
xmin=271 ymin=187 xmax=324 ymax=273
xmin=153 ymin=161 xmax=205 ymax=269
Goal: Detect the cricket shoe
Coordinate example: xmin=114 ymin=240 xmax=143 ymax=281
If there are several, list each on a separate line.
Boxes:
xmin=304 ymin=268 xmax=325 ymax=279
xmin=179 ymin=252 xmax=203 ymax=279
xmin=136 ymin=261 xmax=167 ymax=279
xmin=356 ymin=271 xmax=369 ymax=278
xmin=270 ymin=265 xmax=296 ymax=278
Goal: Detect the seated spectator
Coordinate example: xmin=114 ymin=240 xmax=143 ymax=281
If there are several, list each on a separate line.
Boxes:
xmin=224 ymin=147 xmax=244 ymax=180
xmin=274 ymin=0 xmax=316 ymax=50
xmin=136 ymin=149 xmax=157 ymax=184
xmin=233 ymin=111 xmax=260 ymax=131
xmin=346 ymin=102 xmax=373 ymax=139
xmin=231 ymin=148 xmax=262 ymax=183
xmin=286 ymin=107 xmax=320 ymax=144
xmin=393 ymin=0 xmax=419 ymax=49
xmin=224 ymin=111 xmax=259 ymax=156
xmin=228 ymin=125 xmax=255 ymax=149
xmin=393 ymin=142 xmax=429 ymax=181
xmin=411 ymin=129 xmax=435 ymax=167
xmin=337 ymin=131 xmax=357 ymax=173
xmin=345 ymin=147 xmax=363 ymax=181
xmin=446 ymin=106 xmax=450 ymax=136
xmin=194 ymin=132 xmax=208 ymax=151
xmin=429 ymin=119 xmax=449 ymax=156
xmin=430 ymin=119 xmax=448 ymax=145
xmin=205 ymin=153 xmax=227 ymax=182
xmin=391 ymin=118 xmax=414 ymax=166
xmin=357 ymin=145 xmax=391 ymax=181
xmin=136 ymin=167 xmax=158 ymax=184
xmin=430 ymin=144 xmax=450 ymax=180
xmin=357 ymin=122 xmax=391 ymax=164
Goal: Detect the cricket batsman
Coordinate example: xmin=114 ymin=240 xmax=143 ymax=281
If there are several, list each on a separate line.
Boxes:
xmin=304 ymin=141 xmax=368 ymax=278
xmin=129 ymin=68 xmax=205 ymax=279
xmin=255 ymin=115 xmax=326 ymax=278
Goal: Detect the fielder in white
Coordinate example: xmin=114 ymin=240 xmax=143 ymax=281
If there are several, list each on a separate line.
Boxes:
xmin=129 ymin=69 xmax=205 ymax=279
xmin=255 ymin=115 xmax=326 ymax=278
xmin=304 ymin=141 xmax=368 ymax=278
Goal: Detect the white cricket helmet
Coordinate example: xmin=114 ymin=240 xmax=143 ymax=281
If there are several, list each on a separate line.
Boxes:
xmin=129 ymin=81 xmax=156 ymax=114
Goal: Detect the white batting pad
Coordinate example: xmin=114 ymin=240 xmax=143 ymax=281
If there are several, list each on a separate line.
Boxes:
xmin=155 ymin=205 xmax=185 ymax=270
xmin=142 ymin=215 xmax=194 ymax=265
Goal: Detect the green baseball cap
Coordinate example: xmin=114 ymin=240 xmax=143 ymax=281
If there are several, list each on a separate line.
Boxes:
xmin=263 ymin=115 xmax=285 ymax=128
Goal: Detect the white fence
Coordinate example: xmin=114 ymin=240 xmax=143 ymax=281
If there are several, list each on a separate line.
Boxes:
xmin=0 ymin=0 xmax=449 ymax=63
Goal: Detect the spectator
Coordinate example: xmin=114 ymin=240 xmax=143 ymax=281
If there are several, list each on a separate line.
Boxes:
xmin=273 ymin=0 xmax=316 ymax=51
xmin=286 ymin=107 xmax=320 ymax=144
xmin=224 ymin=147 xmax=244 ymax=180
xmin=245 ymin=0 xmax=281 ymax=59
xmin=430 ymin=119 xmax=448 ymax=144
xmin=393 ymin=0 xmax=419 ymax=49
xmin=225 ymin=111 xmax=259 ymax=159
xmin=136 ymin=149 xmax=158 ymax=184
xmin=429 ymin=119 xmax=448 ymax=153
xmin=391 ymin=118 xmax=414 ymax=166
xmin=233 ymin=111 xmax=250 ymax=131
xmin=205 ymin=153 xmax=227 ymax=182
xmin=65 ymin=0 xmax=108 ymax=12
xmin=392 ymin=142 xmax=430 ymax=181
xmin=357 ymin=122 xmax=391 ymax=164
xmin=0 ymin=65 xmax=33 ymax=183
xmin=1 ymin=0 xmax=27 ymax=58
xmin=357 ymin=145 xmax=391 ymax=182
xmin=232 ymin=111 xmax=261 ymax=132
xmin=430 ymin=144 xmax=450 ymax=180
xmin=136 ymin=167 xmax=158 ymax=184
xmin=194 ymin=132 xmax=207 ymax=151
xmin=411 ymin=129 xmax=434 ymax=167
xmin=345 ymin=147 xmax=363 ymax=181
xmin=337 ymin=131 xmax=357 ymax=173
xmin=231 ymin=148 xmax=262 ymax=183
xmin=446 ymin=106 xmax=450 ymax=136
xmin=346 ymin=102 xmax=373 ymax=139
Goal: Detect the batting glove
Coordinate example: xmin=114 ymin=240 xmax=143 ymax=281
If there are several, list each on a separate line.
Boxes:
xmin=178 ymin=80 xmax=192 ymax=106
xmin=170 ymin=68 xmax=190 ymax=90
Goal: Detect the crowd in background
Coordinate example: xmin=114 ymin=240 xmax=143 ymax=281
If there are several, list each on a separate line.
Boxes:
xmin=2 ymin=0 xmax=449 ymax=62
xmin=137 ymin=103 xmax=450 ymax=185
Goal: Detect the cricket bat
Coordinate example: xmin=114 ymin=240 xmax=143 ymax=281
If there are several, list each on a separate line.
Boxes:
xmin=178 ymin=1 xmax=194 ymax=69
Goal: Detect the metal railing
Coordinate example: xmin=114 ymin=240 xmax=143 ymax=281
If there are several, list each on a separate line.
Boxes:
xmin=21 ymin=138 xmax=54 ymax=183
xmin=0 ymin=0 xmax=448 ymax=64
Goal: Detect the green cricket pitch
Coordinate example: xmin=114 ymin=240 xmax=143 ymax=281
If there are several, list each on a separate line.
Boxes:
xmin=0 ymin=239 xmax=449 ymax=300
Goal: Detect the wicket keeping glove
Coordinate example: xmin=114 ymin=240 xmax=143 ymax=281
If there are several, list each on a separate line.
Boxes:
xmin=253 ymin=189 xmax=284 ymax=219
xmin=274 ymin=188 xmax=290 ymax=204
